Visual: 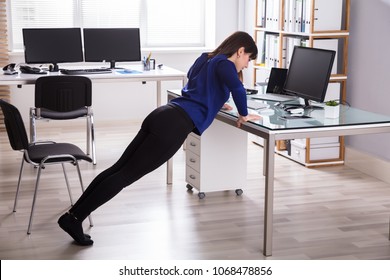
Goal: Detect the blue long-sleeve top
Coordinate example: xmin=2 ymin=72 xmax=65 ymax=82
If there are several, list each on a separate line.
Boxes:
xmin=171 ymin=53 xmax=248 ymax=135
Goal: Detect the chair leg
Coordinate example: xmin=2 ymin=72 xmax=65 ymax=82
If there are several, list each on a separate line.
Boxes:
xmin=29 ymin=108 xmax=37 ymax=143
xmin=87 ymin=114 xmax=97 ymax=165
xmin=61 ymin=163 xmax=74 ymax=205
xmin=27 ymin=165 xmax=44 ymax=234
xmin=13 ymin=158 xmax=25 ymax=212
xmin=75 ymin=161 xmax=93 ymax=227
xmin=86 ymin=117 xmax=90 ymax=156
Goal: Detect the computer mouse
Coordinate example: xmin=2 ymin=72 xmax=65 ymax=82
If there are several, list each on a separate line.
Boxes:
xmin=2 ymin=63 xmax=18 ymax=75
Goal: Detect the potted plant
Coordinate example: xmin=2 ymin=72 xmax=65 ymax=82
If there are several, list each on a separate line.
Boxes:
xmin=324 ymin=100 xmax=340 ymax=118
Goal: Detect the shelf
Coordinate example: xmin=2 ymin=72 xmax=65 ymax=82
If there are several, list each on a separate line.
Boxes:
xmin=254 ymin=27 xmax=349 ymax=37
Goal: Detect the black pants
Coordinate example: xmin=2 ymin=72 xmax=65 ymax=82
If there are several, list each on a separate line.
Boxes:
xmin=70 ymin=104 xmax=194 ymax=221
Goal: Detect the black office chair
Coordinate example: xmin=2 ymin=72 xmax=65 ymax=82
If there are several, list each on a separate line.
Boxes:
xmin=29 ymin=76 xmax=96 ymax=164
xmin=0 ymin=99 xmax=93 ymax=234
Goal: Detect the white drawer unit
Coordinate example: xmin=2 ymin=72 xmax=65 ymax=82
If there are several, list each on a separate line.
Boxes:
xmin=252 ymin=135 xmax=343 ymax=167
xmin=290 ymin=139 xmax=341 ymax=165
xmin=185 ymin=119 xmax=248 ymax=199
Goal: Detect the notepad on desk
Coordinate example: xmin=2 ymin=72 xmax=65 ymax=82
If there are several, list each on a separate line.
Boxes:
xmin=116 ymin=69 xmax=142 ymax=74
xmin=247 ymin=99 xmax=269 ymax=110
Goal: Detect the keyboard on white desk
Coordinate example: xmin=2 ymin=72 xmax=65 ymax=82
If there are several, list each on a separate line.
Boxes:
xmin=251 ymin=93 xmax=297 ymax=102
xmin=60 ymin=68 xmax=112 ymax=75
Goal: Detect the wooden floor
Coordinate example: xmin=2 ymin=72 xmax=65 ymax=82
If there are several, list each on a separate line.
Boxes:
xmin=0 ymin=119 xmax=389 ymax=260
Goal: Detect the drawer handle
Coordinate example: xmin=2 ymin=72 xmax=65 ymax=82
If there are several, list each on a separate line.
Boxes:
xmin=189 ymin=158 xmax=196 ymax=163
xmin=190 ymin=142 xmax=197 ymax=147
xmin=189 ymin=175 xmax=196 ymax=180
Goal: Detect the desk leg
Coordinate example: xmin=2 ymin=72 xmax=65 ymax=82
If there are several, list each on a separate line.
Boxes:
xmin=165 ymin=78 xmax=186 ymax=185
xmin=167 ymin=158 xmax=173 ymax=185
xmin=157 ymin=81 xmax=162 ymax=107
xmin=263 ymin=135 xmax=275 ymax=256
xmin=263 ymin=139 xmax=267 ymax=176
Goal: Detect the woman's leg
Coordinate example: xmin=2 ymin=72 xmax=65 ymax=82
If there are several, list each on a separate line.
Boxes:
xmin=69 ymin=128 xmax=149 ymax=212
xmin=58 ymin=104 xmax=193 ymax=245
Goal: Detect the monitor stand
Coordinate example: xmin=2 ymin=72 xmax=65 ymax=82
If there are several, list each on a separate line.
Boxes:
xmin=49 ymin=63 xmax=59 ymax=72
xmin=109 ymin=61 xmax=124 ymax=69
xmin=281 ymin=98 xmax=323 ymax=111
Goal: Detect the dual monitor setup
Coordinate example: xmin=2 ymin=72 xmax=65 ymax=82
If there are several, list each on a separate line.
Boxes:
xmin=22 ymin=28 xmax=141 ymax=72
xmin=260 ymin=46 xmax=336 ymax=110
xmin=23 ymin=28 xmax=335 ymax=109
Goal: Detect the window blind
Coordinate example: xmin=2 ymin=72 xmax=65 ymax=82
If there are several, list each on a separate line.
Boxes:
xmin=0 ymin=0 xmax=10 ymax=129
xmin=10 ymin=0 xmax=75 ymax=50
xmin=9 ymin=0 xmax=206 ymax=50
xmin=144 ymin=0 xmax=205 ymax=47
xmin=80 ymin=0 xmax=141 ymax=28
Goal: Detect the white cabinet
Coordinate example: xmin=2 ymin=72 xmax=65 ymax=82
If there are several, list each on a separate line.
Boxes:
xmin=185 ymin=119 xmax=248 ymax=199
xmin=289 ymin=138 xmax=341 ymax=165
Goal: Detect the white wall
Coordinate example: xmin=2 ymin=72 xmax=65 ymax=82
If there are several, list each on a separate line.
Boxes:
xmin=346 ymin=0 xmax=390 ymax=161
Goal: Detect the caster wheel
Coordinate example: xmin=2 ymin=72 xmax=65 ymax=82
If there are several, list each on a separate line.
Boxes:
xmin=235 ymin=189 xmax=243 ymax=196
xmin=186 ymin=184 xmax=193 ymax=191
xmin=198 ymin=192 xmax=206 ymax=199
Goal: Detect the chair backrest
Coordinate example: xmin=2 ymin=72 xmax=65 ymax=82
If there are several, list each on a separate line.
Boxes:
xmin=0 ymin=99 xmax=29 ymax=151
xmin=35 ymin=76 xmax=92 ymax=112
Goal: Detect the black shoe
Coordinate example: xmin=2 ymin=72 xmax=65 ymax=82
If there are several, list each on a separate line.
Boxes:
xmin=58 ymin=212 xmax=94 ymax=246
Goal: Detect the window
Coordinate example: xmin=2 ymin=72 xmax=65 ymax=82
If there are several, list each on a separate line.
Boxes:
xmin=8 ymin=0 xmax=211 ymax=51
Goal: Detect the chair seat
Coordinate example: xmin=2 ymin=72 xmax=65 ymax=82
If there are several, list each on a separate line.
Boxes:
xmin=27 ymin=143 xmax=93 ymax=163
xmin=40 ymin=107 xmax=88 ymax=119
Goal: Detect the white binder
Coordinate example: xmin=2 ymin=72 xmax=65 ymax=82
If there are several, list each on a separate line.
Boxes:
xmin=313 ymin=0 xmax=343 ymax=31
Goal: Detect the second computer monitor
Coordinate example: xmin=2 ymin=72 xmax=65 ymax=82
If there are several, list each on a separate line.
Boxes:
xmin=83 ymin=28 xmax=141 ymax=69
xmin=283 ymin=46 xmax=336 ymax=107
xmin=266 ymin=67 xmax=288 ymax=94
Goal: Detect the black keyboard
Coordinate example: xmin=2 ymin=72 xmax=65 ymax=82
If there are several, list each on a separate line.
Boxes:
xmin=60 ymin=68 xmax=112 ymax=75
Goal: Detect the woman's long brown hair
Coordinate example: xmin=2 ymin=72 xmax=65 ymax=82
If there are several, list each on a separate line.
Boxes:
xmin=208 ymin=31 xmax=257 ymax=81
xmin=208 ymin=31 xmax=258 ymax=61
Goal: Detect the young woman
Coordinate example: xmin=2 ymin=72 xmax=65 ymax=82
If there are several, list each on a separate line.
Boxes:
xmin=58 ymin=31 xmax=261 ymax=245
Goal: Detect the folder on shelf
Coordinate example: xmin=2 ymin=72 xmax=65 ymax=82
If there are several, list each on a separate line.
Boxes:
xmin=265 ymin=0 xmax=274 ymax=29
xmin=256 ymin=31 xmax=266 ymax=66
xmin=287 ymin=0 xmax=297 ymax=32
xmin=272 ymin=0 xmax=280 ymax=30
xmin=295 ymin=0 xmax=303 ymax=33
xmin=313 ymin=0 xmax=343 ymax=31
xmin=303 ymin=0 xmax=312 ymax=33
xmin=256 ymin=0 xmax=266 ymax=26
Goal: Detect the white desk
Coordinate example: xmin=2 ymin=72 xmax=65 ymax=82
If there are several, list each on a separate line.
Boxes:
xmin=167 ymin=89 xmax=390 ymax=257
xmin=0 ymin=66 xmax=187 ymax=107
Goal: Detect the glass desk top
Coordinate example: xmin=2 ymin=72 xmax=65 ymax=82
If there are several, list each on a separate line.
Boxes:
xmin=167 ymin=89 xmax=390 ymax=131
xmin=224 ymin=98 xmax=390 ymax=131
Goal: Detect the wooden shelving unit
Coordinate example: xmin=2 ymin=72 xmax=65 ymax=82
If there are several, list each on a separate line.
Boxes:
xmin=253 ymin=0 xmax=350 ymax=166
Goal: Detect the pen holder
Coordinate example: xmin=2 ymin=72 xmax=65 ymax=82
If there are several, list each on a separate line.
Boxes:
xmin=143 ymin=59 xmax=155 ymax=71
xmin=324 ymin=104 xmax=340 ymax=118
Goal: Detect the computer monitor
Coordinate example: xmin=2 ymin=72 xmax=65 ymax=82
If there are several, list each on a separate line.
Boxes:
xmin=83 ymin=28 xmax=141 ymax=69
xmin=23 ymin=28 xmax=83 ymax=72
xmin=283 ymin=46 xmax=336 ymax=108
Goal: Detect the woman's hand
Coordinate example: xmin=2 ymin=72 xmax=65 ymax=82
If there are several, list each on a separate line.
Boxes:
xmin=237 ymin=114 xmax=262 ymax=128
